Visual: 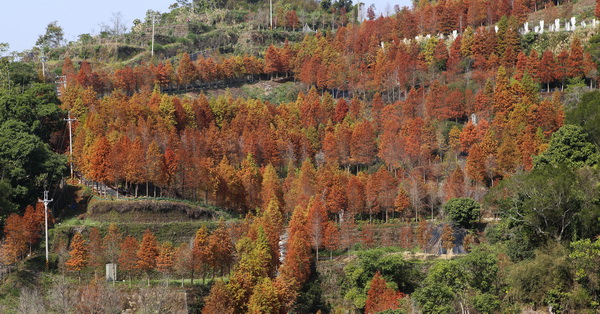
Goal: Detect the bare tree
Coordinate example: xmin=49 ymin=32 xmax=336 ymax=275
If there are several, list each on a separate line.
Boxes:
xmin=18 ymin=288 xmax=45 ymax=314
xmin=101 ymin=12 xmax=127 ymax=41
xmin=134 ymin=286 xmax=187 ymax=313
xmin=74 ymin=281 xmax=122 ymax=313
xmin=48 ymin=276 xmax=74 ymax=313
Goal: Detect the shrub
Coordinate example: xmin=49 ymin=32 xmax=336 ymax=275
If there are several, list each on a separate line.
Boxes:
xmin=443 ymin=197 xmax=480 ymax=228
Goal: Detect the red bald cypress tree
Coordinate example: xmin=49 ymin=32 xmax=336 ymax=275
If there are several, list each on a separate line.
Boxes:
xmin=118 ymin=236 xmax=139 ymax=284
xmin=538 ymin=50 xmax=556 ymax=91
xmin=365 ymin=272 xmax=405 ymax=314
xmin=66 ymin=232 xmax=88 ymax=282
xmin=568 ymin=37 xmax=585 ymax=79
xmin=138 ymin=228 xmax=159 ymax=285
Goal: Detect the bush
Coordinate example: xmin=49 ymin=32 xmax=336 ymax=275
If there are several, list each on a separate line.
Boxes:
xmin=443 ymin=197 xmax=480 ymax=228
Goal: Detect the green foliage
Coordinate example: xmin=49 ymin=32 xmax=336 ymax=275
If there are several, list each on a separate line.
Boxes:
xmin=412 ymin=261 xmax=465 ymax=313
xmin=586 ymin=33 xmax=600 ymax=68
xmin=472 ymin=293 xmax=500 ymax=314
xmin=534 ymin=125 xmax=600 ymax=168
xmin=521 ymin=32 xmax=538 ymax=54
xmin=342 ymin=248 xmax=419 ymax=310
xmin=0 ymin=179 xmax=16 ymax=218
xmin=570 ymin=237 xmax=600 ymax=296
xmin=413 ymin=246 xmax=499 ymax=313
xmin=36 ymin=21 xmax=64 ymax=49
xmin=293 ymin=271 xmax=329 ymax=313
xmin=0 ymin=119 xmax=66 ymax=212
xmin=0 ymin=67 xmax=66 ymax=214
xmin=567 ymin=90 xmax=600 ymax=147
xmin=187 ymin=22 xmax=213 ymax=35
xmin=443 ymin=198 xmax=480 ymax=228
xmin=488 ymin=165 xmax=600 ymax=255
xmin=377 ymin=310 xmax=407 ymax=314
xmin=459 ymin=246 xmax=499 ymax=293
xmin=505 ymin=243 xmax=571 ymax=308
xmin=6 ymin=62 xmax=37 ymax=86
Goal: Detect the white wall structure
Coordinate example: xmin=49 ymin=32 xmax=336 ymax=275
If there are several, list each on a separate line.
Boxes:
xmin=106 ymin=263 xmax=117 ymax=282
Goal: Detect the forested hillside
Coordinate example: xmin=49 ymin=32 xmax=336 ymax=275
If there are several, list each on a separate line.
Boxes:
xmin=1 ymin=0 xmax=600 ymax=312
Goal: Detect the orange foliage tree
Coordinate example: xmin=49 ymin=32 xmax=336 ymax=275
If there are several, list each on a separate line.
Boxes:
xmin=138 ymin=228 xmax=159 ymax=285
xmin=1 ymin=214 xmax=27 ymax=265
xmin=157 ymin=241 xmax=175 ymax=285
xmin=365 ymin=272 xmax=405 ymax=314
xmin=192 ymin=226 xmax=211 ymax=284
xmin=118 ymin=235 xmax=139 ymax=284
xmin=66 ymin=232 xmax=88 ymax=282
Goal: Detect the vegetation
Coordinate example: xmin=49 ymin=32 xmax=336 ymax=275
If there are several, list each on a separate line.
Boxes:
xmin=2 ymin=0 xmax=600 ymax=312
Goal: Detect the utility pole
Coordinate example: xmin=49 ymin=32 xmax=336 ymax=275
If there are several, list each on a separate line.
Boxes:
xmin=40 ymin=191 xmax=53 ymax=266
xmin=270 ymin=0 xmax=273 ymax=30
xmin=64 ymin=111 xmax=76 ymax=180
xmin=151 ymin=15 xmax=156 ymax=57
xmin=40 ymin=52 xmax=47 ymax=82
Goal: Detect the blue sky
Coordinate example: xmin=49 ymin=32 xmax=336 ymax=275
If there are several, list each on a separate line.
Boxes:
xmin=0 ymin=0 xmax=170 ymax=53
xmin=1 ymin=0 xmax=412 ymax=53
xmin=367 ymin=0 xmax=413 ymax=16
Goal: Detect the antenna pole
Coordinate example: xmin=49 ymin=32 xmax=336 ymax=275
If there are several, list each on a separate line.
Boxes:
xmin=40 ymin=191 xmax=53 ymax=266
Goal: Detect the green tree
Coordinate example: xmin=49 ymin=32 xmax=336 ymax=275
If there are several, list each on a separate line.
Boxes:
xmin=0 ymin=120 xmax=65 ymax=210
xmin=36 ymin=21 xmax=64 ymax=48
xmin=413 ymin=246 xmax=500 ymax=313
xmin=342 ymin=248 xmax=419 ymax=310
xmin=487 ymin=165 xmax=600 ymax=249
xmin=505 ymin=244 xmax=571 ymax=308
xmin=0 ymin=180 xmax=16 ymax=218
xmin=443 ymin=198 xmax=481 ymax=228
xmin=534 ymin=125 xmax=599 ymax=169
xmin=412 ymin=261 xmax=466 ymax=313
xmin=567 ymin=90 xmax=600 ymax=147
xmin=570 ymin=237 xmax=600 ymax=296
xmin=0 ymin=66 xmax=65 ymax=212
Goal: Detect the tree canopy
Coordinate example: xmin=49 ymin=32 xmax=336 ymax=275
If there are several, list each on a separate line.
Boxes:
xmin=443 ymin=198 xmax=481 ymax=228
xmin=534 ymin=125 xmax=599 ymax=168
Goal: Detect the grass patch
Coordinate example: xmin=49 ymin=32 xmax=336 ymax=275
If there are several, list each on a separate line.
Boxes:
xmin=86 ymin=197 xmax=233 ymax=222
xmin=50 ymin=219 xmax=221 ymax=245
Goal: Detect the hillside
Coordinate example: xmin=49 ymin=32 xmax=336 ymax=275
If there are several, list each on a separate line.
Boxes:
xmin=1 ymin=0 xmax=600 ymax=312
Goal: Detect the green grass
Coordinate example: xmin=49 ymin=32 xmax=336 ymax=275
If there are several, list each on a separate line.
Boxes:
xmin=50 ymin=218 xmax=221 ymax=245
